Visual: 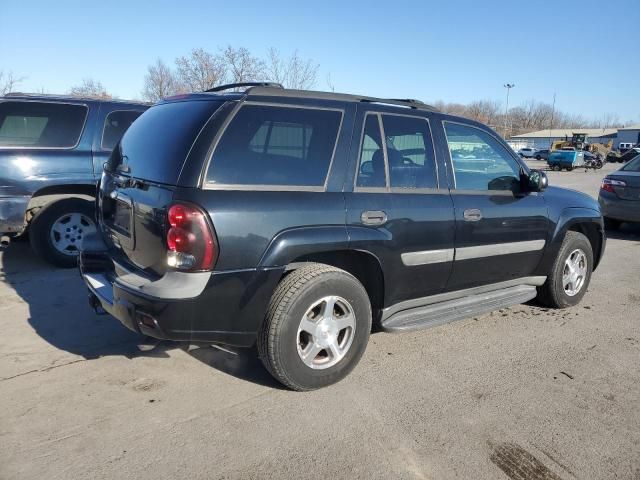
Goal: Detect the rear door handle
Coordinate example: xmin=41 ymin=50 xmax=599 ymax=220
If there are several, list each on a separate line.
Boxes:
xmin=463 ymin=208 xmax=482 ymax=222
xmin=361 ymin=210 xmax=387 ymax=226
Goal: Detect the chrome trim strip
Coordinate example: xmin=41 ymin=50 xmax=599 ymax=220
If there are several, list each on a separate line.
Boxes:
xmin=381 ymin=276 xmax=547 ymax=320
xmin=455 ymin=239 xmax=546 ymax=260
xmin=401 ymin=248 xmax=454 ymax=266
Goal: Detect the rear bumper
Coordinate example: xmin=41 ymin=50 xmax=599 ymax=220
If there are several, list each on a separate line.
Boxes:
xmin=0 ymin=195 xmax=30 ymax=235
xmin=598 ymin=192 xmax=640 ymax=223
xmin=79 ymin=233 xmax=283 ymax=347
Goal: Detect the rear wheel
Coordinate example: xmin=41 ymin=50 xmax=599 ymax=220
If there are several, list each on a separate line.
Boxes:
xmin=537 ymin=231 xmax=593 ymax=308
xmin=552 ymin=165 xmax=561 ymax=171
xmin=258 ymin=263 xmax=372 ymax=391
xmin=29 ymin=198 xmax=97 ymax=268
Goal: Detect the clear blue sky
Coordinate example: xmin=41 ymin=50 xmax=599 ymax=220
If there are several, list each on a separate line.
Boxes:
xmin=1 ymin=0 xmax=638 ymax=122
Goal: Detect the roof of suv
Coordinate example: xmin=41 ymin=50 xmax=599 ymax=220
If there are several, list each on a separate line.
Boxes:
xmin=2 ymin=92 xmax=150 ymax=106
xmin=160 ymin=83 xmax=440 ymax=113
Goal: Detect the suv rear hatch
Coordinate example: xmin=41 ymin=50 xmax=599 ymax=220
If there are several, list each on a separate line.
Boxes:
xmin=100 ymin=99 xmax=223 ymax=276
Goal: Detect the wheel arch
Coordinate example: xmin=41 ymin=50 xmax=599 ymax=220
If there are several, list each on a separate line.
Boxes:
xmin=26 ymin=184 xmax=97 ymax=226
xmin=286 ymin=250 xmax=385 ymax=314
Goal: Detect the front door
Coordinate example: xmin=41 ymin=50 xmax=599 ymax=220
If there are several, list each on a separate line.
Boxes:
xmin=441 ymin=121 xmax=549 ymax=291
xmin=345 ymin=108 xmax=455 ymax=307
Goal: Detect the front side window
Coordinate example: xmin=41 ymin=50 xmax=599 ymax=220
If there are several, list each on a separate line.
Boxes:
xmin=101 ymin=110 xmax=144 ymax=150
xmin=382 ymin=115 xmax=436 ymax=189
xmin=444 ymin=122 xmax=522 ymax=192
xmin=208 ymin=104 xmax=342 ymax=187
xmin=0 ymin=101 xmax=87 ymax=148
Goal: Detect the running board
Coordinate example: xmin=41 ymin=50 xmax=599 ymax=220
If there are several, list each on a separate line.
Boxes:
xmin=381 ymin=285 xmax=538 ymax=332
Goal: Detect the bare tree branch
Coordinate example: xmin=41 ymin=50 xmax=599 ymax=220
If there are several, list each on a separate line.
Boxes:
xmin=68 ymin=78 xmax=112 ymax=98
xmin=266 ymin=48 xmax=318 ymax=89
xmin=0 ymin=71 xmax=26 ymax=95
xmin=175 ymin=48 xmax=226 ymax=92
xmin=142 ymin=58 xmax=182 ymax=102
xmin=221 ymin=46 xmax=265 ymax=85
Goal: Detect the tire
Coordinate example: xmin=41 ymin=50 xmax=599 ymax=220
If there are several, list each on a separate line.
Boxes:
xmin=29 ymin=198 xmax=97 ymax=268
xmin=552 ymin=165 xmax=561 ymax=171
xmin=536 ymin=155 xmax=541 ymax=160
xmin=604 ymin=217 xmax=621 ymax=230
xmin=258 ymin=263 xmax=372 ymax=391
xmin=536 ymin=231 xmax=593 ymax=308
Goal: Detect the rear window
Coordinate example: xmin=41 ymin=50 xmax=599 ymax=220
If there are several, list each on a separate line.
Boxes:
xmin=101 ymin=110 xmax=144 ymax=150
xmin=0 ymin=101 xmax=87 ymax=148
xmin=206 ymin=104 xmax=342 ymax=187
xmin=109 ymin=100 xmax=222 ymax=184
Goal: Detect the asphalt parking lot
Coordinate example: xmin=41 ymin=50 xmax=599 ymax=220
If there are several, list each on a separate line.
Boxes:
xmin=1 ymin=161 xmax=639 ymax=480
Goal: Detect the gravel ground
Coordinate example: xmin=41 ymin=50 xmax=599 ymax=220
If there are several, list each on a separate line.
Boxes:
xmin=1 ymin=161 xmax=639 ymax=480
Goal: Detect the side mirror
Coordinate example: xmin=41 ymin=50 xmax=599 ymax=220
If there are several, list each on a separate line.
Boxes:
xmin=528 ymin=169 xmax=548 ymax=192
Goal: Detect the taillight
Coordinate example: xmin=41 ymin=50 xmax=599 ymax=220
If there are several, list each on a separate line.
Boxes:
xmin=600 ymin=178 xmax=626 ymax=193
xmin=166 ymin=203 xmax=217 ymax=271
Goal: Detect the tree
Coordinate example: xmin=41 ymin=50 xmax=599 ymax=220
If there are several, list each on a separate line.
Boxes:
xmin=0 ymin=70 xmax=25 ymax=95
xmin=222 ymin=46 xmax=265 ymax=84
xmin=175 ymin=48 xmax=226 ymax=92
xmin=69 ymin=78 xmax=111 ymax=98
xmin=266 ymin=48 xmax=319 ymax=89
xmin=142 ymin=59 xmax=182 ymax=102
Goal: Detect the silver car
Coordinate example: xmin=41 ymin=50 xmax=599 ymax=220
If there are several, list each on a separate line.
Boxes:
xmin=598 ymin=154 xmax=640 ymax=229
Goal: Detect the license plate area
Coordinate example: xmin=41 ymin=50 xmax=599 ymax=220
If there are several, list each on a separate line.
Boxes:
xmin=112 ymin=199 xmax=132 ymax=235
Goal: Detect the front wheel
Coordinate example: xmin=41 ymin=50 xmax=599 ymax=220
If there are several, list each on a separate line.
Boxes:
xmin=536 ymin=231 xmax=593 ymax=308
xmin=258 ymin=263 xmax=372 ymax=391
xmin=29 ymin=198 xmax=97 ymax=268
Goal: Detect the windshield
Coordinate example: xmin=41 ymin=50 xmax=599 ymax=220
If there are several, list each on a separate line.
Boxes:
xmin=621 ymin=154 xmax=640 ymax=172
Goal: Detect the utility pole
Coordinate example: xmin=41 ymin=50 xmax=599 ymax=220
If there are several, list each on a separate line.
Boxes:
xmin=549 ymin=93 xmax=556 ymax=149
xmin=503 ymin=83 xmax=515 ymax=139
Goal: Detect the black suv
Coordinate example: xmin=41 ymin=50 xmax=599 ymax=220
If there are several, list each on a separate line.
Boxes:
xmin=80 ymin=83 xmax=605 ymax=390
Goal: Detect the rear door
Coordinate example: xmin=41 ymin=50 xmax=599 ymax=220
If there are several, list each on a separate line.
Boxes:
xmin=0 ymin=99 xmax=94 ymax=194
xmin=345 ymin=106 xmax=455 ymax=307
xmin=440 ymin=120 xmax=549 ymax=291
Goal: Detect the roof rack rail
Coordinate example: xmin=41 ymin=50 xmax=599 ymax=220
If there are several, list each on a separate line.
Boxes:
xmin=360 ymin=97 xmax=429 ymax=110
xmin=205 ymin=82 xmax=284 ymax=93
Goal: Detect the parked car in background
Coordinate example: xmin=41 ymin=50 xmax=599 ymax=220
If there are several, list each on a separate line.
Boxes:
xmin=518 ymin=147 xmax=536 ymax=158
xmin=599 ymin=153 xmax=640 ymax=229
xmin=535 ymin=149 xmax=550 ymax=160
xmin=0 ymin=93 xmax=148 ymax=266
xmin=607 ymin=147 xmax=640 ymax=164
xmin=618 ymin=143 xmax=634 ymax=153
xmin=80 ymin=82 xmax=605 ymax=390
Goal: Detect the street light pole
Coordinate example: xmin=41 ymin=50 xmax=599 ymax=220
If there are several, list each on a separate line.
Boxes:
xmin=503 ymin=83 xmax=515 ymax=139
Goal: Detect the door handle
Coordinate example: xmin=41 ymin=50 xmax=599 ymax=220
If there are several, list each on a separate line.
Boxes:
xmin=361 ymin=210 xmax=388 ymax=226
xmin=463 ymin=209 xmax=482 ymax=222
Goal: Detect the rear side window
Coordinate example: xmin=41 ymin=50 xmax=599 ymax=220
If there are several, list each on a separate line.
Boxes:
xmin=207 ymin=104 xmax=342 ymax=187
xmin=382 ymin=115 xmax=436 ymax=189
xmin=0 ymin=101 xmax=87 ymax=148
xmin=101 ymin=110 xmax=144 ymax=150
xmin=110 ymin=100 xmax=222 ymax=184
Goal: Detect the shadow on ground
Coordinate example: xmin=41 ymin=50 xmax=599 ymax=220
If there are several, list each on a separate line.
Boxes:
xmin=604 ymin=222 xmax=640 ymax=241
xmin=1 ymin=240 xmax=280 ymax=388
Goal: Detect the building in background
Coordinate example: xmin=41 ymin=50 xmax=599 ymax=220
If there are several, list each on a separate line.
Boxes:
xmin=508 ymin=128 xmax=618 ymax=150
xmin=615 ymin=124 xmax=640 ymax=149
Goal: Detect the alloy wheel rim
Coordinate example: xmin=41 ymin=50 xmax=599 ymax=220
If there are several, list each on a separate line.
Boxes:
xmin=296 ymin=295 xmax=356 ymax=370
xmin=562 ymin=248 xmax=587 ymax=296
xmin=49 ymin=213 xmax=96 ymax=256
